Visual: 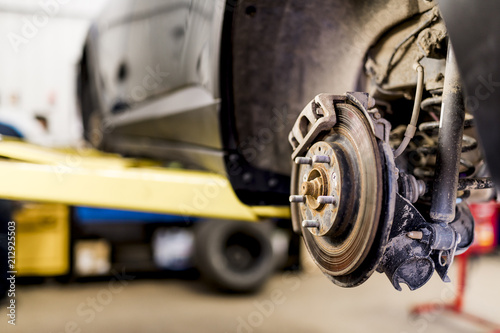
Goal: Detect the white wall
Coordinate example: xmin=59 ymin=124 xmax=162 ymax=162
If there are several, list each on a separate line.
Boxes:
xmin=0 ymin=0 xmax=109 ymax=146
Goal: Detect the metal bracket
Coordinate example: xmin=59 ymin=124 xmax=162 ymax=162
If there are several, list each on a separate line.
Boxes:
xmin=379 ymin=193 xmax=464 ymax=290
xmin=379 ymin=193 xmax=434 ymax=291
xmin=289 ymin=92 xmax=393 ymax=161
xmin=288 ymin=94 xmax=342 ymax=160
xmin=346 ymin=92 xmax=392 ymax=143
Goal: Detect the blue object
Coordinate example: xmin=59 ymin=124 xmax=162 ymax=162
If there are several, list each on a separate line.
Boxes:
xmin=75 ymin=206 xmax=190 ymax=224
xmin=0 ymin=123 xmax=24 ymax=138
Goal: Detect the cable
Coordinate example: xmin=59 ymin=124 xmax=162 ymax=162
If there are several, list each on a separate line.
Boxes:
xmin=394 ymin=64 xmax=424 ymax=158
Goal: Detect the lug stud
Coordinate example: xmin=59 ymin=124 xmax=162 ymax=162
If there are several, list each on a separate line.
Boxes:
xmin=407 ymin=231 xmax=423 ymax=240
xmin=318 ymin=196 xmax=337 ymax=205
xmin=289 ymin=195 xmax=306 ymax=203
xmin=312 ymin=155 xmax=331 ymax=164
xmin=295 ymin=157 xmax=312 ymax=165
xmin=302 ymin=220 xmax=320 ymax=228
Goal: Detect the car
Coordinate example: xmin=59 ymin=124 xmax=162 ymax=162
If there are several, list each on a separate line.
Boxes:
xmin=77 ymin=0 xmax=500 ymax=291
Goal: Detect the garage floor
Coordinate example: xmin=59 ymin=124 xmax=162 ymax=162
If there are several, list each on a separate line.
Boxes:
xmin=2 ymin=253 xmax=500 ymax=333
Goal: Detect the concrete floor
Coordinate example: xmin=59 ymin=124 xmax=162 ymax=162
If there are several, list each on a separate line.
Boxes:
xmin=2 ymin=253 xmax=500 ymax=333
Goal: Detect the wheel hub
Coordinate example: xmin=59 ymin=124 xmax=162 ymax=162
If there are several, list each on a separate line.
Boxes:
xmin=299 ymin=142 xmax=342 ymax=236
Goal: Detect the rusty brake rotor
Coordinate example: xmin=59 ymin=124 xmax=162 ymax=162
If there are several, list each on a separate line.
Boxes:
xmin=290 ymin=94 xmax=394 ymax=287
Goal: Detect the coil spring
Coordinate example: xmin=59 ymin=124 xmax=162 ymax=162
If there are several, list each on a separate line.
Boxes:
xmin=411 ymin=96 xmax=478 ymax=179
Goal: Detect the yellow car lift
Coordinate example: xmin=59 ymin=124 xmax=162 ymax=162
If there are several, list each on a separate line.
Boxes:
xmin=0 ymin=137 xmax=290 ymax=222
xmin=0 ymin=137 xmax=290 ymax=276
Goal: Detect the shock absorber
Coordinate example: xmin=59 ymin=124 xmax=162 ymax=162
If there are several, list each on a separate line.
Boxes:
xmin=430 ymin=44 xmax=466 ymax=223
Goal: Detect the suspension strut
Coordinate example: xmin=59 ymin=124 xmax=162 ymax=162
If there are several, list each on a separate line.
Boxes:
xmin=430 ymin=44 xmax=466 ymax=223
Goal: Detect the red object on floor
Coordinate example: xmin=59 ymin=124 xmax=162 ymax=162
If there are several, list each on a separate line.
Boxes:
xmin=469 ymin=201 xmax=498 ymax=254
xmin=410 ymin=201 xmax=500 ymax=332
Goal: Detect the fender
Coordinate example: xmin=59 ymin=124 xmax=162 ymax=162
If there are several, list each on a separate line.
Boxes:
xmin=222 ymin=0 xmax=435 ymax=205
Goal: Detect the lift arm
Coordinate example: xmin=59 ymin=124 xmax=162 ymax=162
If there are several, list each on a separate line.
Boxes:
xmin=0 ymin=139 xmax=290 ymax=222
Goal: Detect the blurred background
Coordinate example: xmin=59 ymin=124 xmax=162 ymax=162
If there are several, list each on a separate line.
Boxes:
xmin=0 ymin=1 xmax=499 ymax=332
xmin=0 ymin=0 xmax=106 ymax=147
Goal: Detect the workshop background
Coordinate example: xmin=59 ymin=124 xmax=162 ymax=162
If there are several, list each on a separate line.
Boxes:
xmin=0 ymin=1 xmax=499 ymax=333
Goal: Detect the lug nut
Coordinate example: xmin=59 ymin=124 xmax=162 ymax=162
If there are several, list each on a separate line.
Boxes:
xmin=318 ymin=196 xmax=337 ymax=205
xmin=312 ymin=155 xmax=331 ymax=164
xmin=302 ymin=220 xmax=320 ymax=228
xmin=295 ymin=157 xmax=312 ymax=165
xmin=289 ymin=195 xmax=306 ymax=203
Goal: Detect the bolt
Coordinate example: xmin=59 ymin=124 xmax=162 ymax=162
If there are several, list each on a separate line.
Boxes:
xmin=312 ymin=155 xmax=331 ymax=164
xmin=407 ymin=231 xmax=423 ymax=240
xmin=317 ymin=196 xmax=337 ymax=205
xmin=289 ymin=195 xmax=306 ymax=203
xmin=302 ymin=220 xmax=320 ymax=228
xmin=295 ymin=157 xmax=312 ymax=165
xmin=301 ymin=181 xmax=316 ymax=196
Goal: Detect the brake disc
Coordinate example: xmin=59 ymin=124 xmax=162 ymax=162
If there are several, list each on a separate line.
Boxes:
xmin=290 ymin=93 xmax=395 ymax=287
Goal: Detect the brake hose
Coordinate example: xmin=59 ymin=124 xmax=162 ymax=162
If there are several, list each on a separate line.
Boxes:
xmin=393 ymin=64 xmax=424 ymax=158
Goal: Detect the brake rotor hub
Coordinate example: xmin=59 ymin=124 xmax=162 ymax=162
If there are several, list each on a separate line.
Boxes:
xmin=289 ymin=93 xmax=394 ymax=286
xmin=298 ymin=142 xmax=342 ymax=236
